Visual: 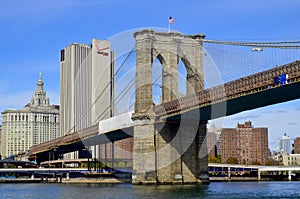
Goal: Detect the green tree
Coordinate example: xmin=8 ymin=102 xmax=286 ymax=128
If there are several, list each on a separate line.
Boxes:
xmin=208 ymin=156 xmax=221 ymax=163
xmin=225 ymin=157 xmax=238 ymax=164
xmin=264 ymin=159 xmax=280 ymax=166
xmin=208 ymin=155 xmax=221 ymax=163
xmin=7 ymin=164 xmax=16 ymax=168
xmin=252 ymin=160 xmax=261 ymax=165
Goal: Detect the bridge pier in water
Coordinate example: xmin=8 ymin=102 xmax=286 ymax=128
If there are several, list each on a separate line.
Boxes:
xmin=132 ymin=119 xmax=209 ymax=185
xmin=132 ymin=29 xmax=208 ymax=184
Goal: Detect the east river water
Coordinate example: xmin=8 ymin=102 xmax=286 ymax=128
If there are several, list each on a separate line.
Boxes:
xmin=0 ymin=181 xmax=300 ymax=199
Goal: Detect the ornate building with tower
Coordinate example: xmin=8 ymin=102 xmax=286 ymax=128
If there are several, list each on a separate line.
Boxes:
xmin=1 ymin=73 xmax=60 ymax=158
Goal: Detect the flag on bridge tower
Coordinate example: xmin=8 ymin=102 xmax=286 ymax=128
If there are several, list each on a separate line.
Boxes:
xmin=168 ymin=16 xmax=174 ymax=32
xmin=169 ymin=16 xmax=174 ymax=23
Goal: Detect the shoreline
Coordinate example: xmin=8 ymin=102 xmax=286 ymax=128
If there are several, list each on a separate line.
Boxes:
xmin=0 ymin=177 xmax=132 ymax=184
xmin=0 ymin=177 xmax=298 ymax=184
xmin=62 ymin=178 xmax=132 ymax=184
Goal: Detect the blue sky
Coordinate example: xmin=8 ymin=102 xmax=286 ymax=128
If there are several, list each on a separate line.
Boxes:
xmin=1 ymin=0 xmax=300 ymax=151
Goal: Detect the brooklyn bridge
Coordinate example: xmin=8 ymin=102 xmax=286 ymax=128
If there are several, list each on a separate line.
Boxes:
xmin=29 ymin=29 xmax=300 ymax=184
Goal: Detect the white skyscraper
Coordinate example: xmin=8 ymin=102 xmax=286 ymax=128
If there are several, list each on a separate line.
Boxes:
xmin=60 ymin=39 xmax=115 ymax=159
xmin=280 ymin=133 xmax=291 ymax=154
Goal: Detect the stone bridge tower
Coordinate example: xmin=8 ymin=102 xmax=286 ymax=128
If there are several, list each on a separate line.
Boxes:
xmin=132 ymin=29 xmax=209 ymax=184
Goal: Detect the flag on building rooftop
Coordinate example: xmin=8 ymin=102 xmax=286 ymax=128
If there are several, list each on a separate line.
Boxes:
xmin=169 ymin=16 xmax=174 ymax=23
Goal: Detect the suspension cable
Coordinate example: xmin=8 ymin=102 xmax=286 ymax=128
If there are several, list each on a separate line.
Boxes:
xmin=115 ymin=45 xmax=136 ymax=76
xmin=202 ymin=39 xmax=300 ymax=48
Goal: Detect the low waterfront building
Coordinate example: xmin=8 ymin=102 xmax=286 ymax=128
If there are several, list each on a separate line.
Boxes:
xmin=1 ymin=73 xmax=60 ymax=158
xmin=280 ymin=153 xmax=300 ymax=166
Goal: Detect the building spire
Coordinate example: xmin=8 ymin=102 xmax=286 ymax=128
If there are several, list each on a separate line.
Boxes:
xmin=27 ymin=72 xmax=49 ymax=107
xmin=37 ymin=71 xmax=44 ymax=90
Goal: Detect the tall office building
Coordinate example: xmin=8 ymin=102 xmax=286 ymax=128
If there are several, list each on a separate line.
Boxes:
xmin=280 ymin=133 xmax=291 ymax=154
xmin=60 ymin=39 xmax=116 ymax=159
xmin=1 ymin=73 xmax=60 ymax=158
xmin=221 ymin=121 xmax=269 ymax=165
xmin=60 ymin=39 xmax=115 ymax=134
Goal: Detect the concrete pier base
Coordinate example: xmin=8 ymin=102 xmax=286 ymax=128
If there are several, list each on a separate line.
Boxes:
xmin=132 ymin=119 xmax=209 ymax=185
xmin=132 ymin=120 xmax=157 ymax=184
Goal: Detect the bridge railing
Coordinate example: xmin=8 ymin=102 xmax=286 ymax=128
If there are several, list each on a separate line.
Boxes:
xmin=154 ymin=61 xmax=300 ymax=117
xmin=59 ymin=124 xmax=98 ymax=146
xmin=30 ymin=124 xmax=99 ymax=154
xmin=29 ymin=137 xmax=62 ymax=154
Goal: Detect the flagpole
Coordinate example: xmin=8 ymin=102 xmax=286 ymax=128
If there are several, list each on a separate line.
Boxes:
xmin=168 ymin=16 xmax=174 ymax=33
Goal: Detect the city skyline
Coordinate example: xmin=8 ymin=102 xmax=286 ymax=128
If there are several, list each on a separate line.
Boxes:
xmin=1 ymin=0 xmax=300 ymax=151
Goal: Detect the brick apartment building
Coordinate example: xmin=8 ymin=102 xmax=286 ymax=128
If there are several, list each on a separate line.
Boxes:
xmin=294 ymin=137 xmax=300 ymax=154
xmin=221 ymin=121 xmax=269 ymax=165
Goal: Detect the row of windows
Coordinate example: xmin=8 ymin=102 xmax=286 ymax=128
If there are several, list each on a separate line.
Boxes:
xmin=4 ymin=114 xmax=59 ymax=122
xmin=287 ymin=157 xmax=300 ymax=161
xmin=10 ymin=115 xmax=28 ymax=121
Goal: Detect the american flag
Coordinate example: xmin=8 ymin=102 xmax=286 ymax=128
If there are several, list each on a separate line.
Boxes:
xmin=169 ymin=16 xmax=174 ymax=23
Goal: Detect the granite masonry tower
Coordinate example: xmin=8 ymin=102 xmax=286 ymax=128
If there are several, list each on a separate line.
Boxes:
xmin=132 ymin=30 xmax=208 ymax=184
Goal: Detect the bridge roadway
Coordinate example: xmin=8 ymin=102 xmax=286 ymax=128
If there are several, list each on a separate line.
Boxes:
xmin=29 ymin=61 xmax=300 ymax=161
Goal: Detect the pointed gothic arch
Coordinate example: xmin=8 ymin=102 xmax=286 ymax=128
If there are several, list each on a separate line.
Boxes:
xmin=133 ymin=29 xmax=205 ymax=119
xmin=177 ymin=58 xmax=187 ymax=96
xmin=152 ymin=54 xmax=164 ymax=105
xmin=180 ymin=56 xmax=204 ymax=95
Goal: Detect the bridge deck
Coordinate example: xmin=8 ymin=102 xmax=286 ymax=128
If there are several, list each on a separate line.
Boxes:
xmin=155 ymin=61 xmax=300 ymax=118
xmin=29 ymin=61 xmax=300 ymax=158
